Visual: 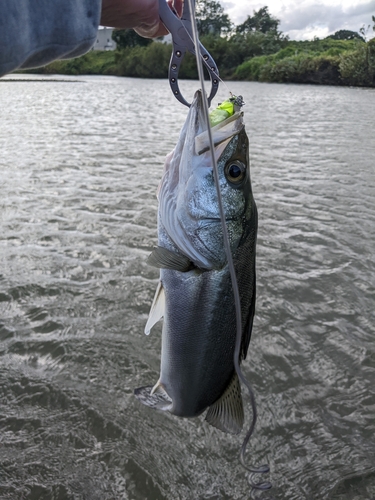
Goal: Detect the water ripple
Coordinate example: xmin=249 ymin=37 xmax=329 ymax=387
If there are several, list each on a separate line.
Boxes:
xmin=0 ymin=76 xmax=374 ymax=499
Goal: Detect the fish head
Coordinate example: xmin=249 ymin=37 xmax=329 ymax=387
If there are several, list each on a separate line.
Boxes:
xmin=158 ymin=90 xmax=254 ymax=270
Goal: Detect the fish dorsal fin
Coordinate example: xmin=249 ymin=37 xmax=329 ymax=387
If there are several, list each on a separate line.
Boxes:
xmin=205 ymin=372 xmax=244 ymax=435
xmin=147 ymin=246 xmax=195 ymax=272
xmin=144 ymin=281 xmax=165 ymax=335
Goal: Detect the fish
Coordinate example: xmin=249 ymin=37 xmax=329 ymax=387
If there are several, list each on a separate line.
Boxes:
xmin=135 ymin=90 xmax=257 ymax=435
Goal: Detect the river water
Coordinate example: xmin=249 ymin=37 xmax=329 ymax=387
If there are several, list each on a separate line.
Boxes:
xmin=0 ymin=75 xmax=374 ymax=500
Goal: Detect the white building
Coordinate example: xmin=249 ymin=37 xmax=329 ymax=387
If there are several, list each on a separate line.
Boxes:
xmin=92 ymin=28 xmax=117 ymax=51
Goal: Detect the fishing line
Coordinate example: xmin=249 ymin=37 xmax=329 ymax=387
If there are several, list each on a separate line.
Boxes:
xmin=179 ymin=25 xmax=232 ymax=98
xmin=186 ymin=0 xmax=271 ymax=491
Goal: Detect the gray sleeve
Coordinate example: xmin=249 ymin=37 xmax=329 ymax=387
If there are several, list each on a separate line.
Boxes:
xmin=0 ymin=0 xmax=101 ymax=77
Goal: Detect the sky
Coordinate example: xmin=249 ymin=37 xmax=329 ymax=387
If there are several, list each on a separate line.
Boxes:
xmin=222 ymin=0 xmax=375 ymax=40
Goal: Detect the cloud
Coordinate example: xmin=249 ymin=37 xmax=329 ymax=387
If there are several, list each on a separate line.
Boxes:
xmin=279 ymin=0 xmax=375 ymax=32
xmin=222 ymin=0 xmax=375 ymax=40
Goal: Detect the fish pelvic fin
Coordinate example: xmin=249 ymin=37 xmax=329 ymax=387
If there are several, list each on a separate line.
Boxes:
xmin=145 ymin=281 xmax=165 ymax=335
xmin=147 ymin=246 xmax=196 ymax=272
xmin=205 ymin=372 xmax=244 ymax=435
xmin=134 ymin=381 xmax=172 ymax=411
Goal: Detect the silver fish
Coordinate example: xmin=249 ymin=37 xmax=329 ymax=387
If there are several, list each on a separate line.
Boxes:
xmin=135 ymin=91 xmax=257 ymax=434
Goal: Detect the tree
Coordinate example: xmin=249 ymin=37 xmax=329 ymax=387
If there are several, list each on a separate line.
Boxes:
xmin=339 ymin=38 xmax=375 ymax=86
xmin=359 ymin=16 xmax=375 ymax=41
xmin=112 ymin=29 xmax=153 ymax=49
xmin=233 ymin=6 xmax=287 ymax=60
xmin=196 ymin=0 xmax=232 ymax=36
xmin=236 ymin=6 xmax=280 ymax=34
xmin=327 ymin=29 xmax=365 ymax=41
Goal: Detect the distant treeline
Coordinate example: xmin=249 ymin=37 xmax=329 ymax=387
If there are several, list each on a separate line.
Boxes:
xmin=21 ymin=2 xmax=375 ymax=87
xmin=235 ymin=37 xmax=375 ymax=87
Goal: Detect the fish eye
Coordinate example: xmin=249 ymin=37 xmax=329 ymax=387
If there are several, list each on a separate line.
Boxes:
xmin=225 ymin=161 xmax=246 ymax=185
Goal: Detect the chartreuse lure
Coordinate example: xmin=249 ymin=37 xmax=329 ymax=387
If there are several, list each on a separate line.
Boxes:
xmin=209 ymin=95 xmax=245 ymax=127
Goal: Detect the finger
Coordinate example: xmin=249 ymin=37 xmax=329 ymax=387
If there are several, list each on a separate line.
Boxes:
xmin=135 ymin=19 xmax=169 ymax=38
xmin=171 ymin=0 xmax=184 ymax=18
xmin=135 ymin=0 xmax=184 ymax=38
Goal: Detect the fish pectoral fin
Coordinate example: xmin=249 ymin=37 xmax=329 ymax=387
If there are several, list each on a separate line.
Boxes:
xmin=145 ymin=281 xmax=165 ymax=335
xmin=147 ymin=246 xmax=195 ymax=272
xmin=205 ymin=372 xmax=244 ymax=435
xmin=134 ymin=382 xmax=172 ymax=411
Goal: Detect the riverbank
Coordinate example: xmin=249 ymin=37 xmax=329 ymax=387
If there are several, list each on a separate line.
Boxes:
xmin=20 ymin=37 xmax=375 ymax=88
xmin=235 ymin=38 xmax=375 ymax=87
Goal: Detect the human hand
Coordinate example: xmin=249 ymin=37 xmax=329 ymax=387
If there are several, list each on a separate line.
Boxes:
xmin=100 ymin=0 xmax=183 ymax=37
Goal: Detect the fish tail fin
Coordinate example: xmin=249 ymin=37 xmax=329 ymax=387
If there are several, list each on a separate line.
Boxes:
xmin=134 ymin=381 xmax=172 ymax=411
xmin=205 ymin=372 xmax=244 ymax=435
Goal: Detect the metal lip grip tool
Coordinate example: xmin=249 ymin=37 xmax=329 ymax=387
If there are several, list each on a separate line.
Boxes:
xmin=159 ymin=0 xmax=219 ymax=107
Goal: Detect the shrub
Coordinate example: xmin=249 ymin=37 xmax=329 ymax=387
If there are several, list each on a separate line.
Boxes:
xmin=339 ymin=39 xmax=375 ymax=86
xmin=115 ymin=43 xmax=171 ymax=78
xmin=234 ymin=55 xmax=269 ymax=80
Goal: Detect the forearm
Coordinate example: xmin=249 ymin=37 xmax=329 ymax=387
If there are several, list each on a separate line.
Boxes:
xmin=0 ymin=0 xmax=101 ymax=77
xmin=0 ymin=0 xmax=182 ymax=77
xmin=100 ymin=0 xmax=174 ymax=38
